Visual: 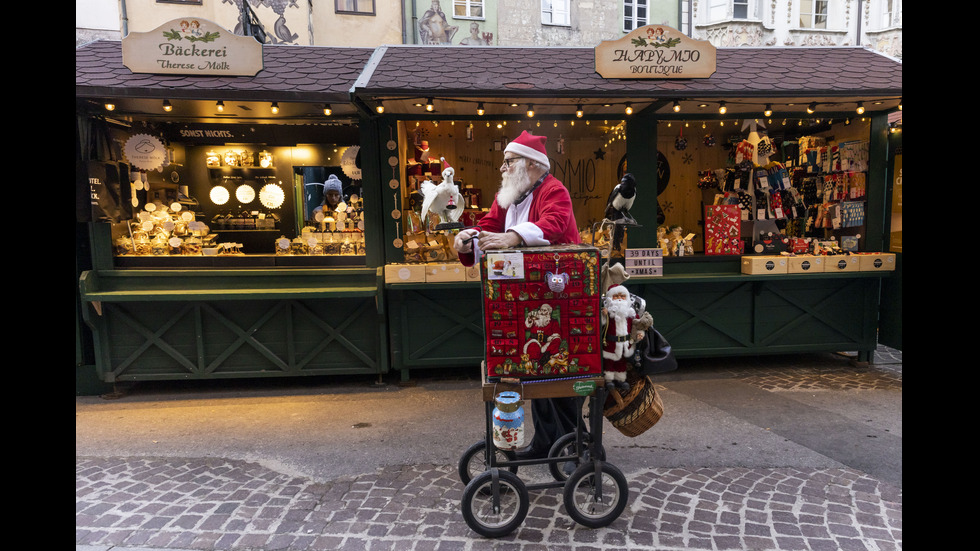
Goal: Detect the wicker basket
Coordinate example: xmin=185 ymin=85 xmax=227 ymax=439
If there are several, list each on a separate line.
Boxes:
xmin=603 ymin=370 xmax=664 ymax=437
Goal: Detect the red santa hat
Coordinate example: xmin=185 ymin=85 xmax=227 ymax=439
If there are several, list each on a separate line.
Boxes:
xmin=505 ymin=131 xmax=550 ymax=168
xmin=606 ymin=284 xmax=630 ymax=299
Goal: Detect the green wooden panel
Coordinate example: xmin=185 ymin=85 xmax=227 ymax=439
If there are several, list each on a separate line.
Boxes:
xmin=753 ymin=278 xmax=876 ymax=350
xmin=630 ymin=280 xmax=755 ymax=353
xmin=622 ymin=275 xmax=880 ymax=358
xmin=84 ymin=297 xmax=384 ymax=382
xmin=386 ymin=284 xmax=484 ymax=377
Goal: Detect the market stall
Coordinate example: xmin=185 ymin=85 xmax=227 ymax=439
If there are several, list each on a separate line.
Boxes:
xmin=76 ymin=34 xmax=389 ymax=385
xmin=76 ymin=24 xmax=902 ymax=389
xmin=350 ymin=36 xmax=902 ymax=379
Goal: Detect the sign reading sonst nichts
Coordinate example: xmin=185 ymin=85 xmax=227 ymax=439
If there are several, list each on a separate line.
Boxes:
xmin=122 ymin=18 xmax=263 ymax=76
xmin=595 ymin=25 xmax=715 ymax=79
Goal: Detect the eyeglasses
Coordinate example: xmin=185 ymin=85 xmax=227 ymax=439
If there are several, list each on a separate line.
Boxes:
xmin=501 ymin=156 xmax=524 ymax=169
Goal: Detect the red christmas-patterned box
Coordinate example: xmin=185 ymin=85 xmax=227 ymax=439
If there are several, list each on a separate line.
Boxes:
xmin=704 ymin=205 xmax=742 ymax=255
xmin=482 ymin=245 xmax=602 ymax=379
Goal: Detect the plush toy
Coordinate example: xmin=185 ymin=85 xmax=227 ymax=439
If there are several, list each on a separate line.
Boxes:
xmin=601 ymin=285 xmax=645 ymax=391
xmin=419 ymin=158 xmax=465 ymax=230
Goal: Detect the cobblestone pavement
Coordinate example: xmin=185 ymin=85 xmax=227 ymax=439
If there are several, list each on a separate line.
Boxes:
xmin=77 ymin=348 xmax=901 ymax=551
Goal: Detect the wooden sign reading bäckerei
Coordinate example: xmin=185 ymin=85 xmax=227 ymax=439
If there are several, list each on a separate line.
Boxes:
xmin=595 ymin=25 xmax=715 ymax=79
xmin=122 ymin=18 xmax=263 ymax=76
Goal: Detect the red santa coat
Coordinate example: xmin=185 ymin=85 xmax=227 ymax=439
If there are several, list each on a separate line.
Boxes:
xmin=459 ymin=174 xmax=580 ymax=267
xmin=602 ymin=313 xmax=636 ymax=373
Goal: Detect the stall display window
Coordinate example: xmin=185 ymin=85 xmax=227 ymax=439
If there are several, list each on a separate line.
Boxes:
xmin=109 ymin=135 xmax=367 ymax=266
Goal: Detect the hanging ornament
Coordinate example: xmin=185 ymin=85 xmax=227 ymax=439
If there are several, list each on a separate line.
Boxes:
xmin=703 ymin=134 xmax=716 ymax=147
xmin=674 ymin=127 xmax=687 ymax=150
xmin=545 ymin=254 xmax=569 ymax=293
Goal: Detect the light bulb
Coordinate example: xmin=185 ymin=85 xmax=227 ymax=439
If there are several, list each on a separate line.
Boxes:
xmin=527 ymin=105 xmax=535 ymax=118
xmin=576 ymin=105 xmax=584 ymax=118
xmin=807 ymin=102 xmax=817 ymax=114
xmin=376 ymin=102 xmax=385 ymax=114
xmin=764 ymin=104 xmax=773 ymax=117
xmin=162 ymin=100 xmax=173 ymax=112
xmin=672 ymin=101 xmax=681 ymax=112
xmin=323 ymin=104 xmax=332 ymax=116
xmin=216 ymin=101 xmax=224 ymax=112
xmin=271 ymin=102 xmax=280 ymax=114
xmin=426 ymin=98 xmax=434 ymax=111
xmin=856 ymin=102 xmax=865 ymax=115
xmin=477 ymin=102 xmax=485 ymax=116
xmin=718 ymin=102 xmax=726 ymax=115
xmin=625 ymin=103 xmax=633 ymax=115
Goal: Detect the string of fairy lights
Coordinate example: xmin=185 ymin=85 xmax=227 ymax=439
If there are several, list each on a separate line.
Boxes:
xmin=101 ymin=96 xmax=902 ymax=138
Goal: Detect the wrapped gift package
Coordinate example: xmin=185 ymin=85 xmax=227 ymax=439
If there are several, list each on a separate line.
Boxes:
xmin=481 ymin=245 xmax=602 ymax=379
xmin=704 ymin=205 xmax=742 ymax=255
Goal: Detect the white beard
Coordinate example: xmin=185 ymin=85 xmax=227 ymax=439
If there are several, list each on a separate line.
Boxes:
xmin=496 ymin=162 xmax=533 ymax=209
xmin=606 ymin=298 xmax=635 ymax=331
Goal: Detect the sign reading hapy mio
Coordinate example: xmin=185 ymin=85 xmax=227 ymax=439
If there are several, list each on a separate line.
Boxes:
xmin=595 ymin=25 xmax=715 ymax=79
xmin=122 ymin=18 xmax=263 ymax=76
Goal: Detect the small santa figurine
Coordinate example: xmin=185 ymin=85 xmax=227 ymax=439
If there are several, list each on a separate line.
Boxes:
xmin=601 ymin=285 xmax=645 ymax=391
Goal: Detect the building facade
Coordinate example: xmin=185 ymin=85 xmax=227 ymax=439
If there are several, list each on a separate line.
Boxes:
xmin=76 ymin=1 xmax=900 ymax=59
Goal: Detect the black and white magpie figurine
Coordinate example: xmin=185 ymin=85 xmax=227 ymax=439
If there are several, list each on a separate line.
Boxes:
xmin=605 ymin=172 xmax=638 ymax=225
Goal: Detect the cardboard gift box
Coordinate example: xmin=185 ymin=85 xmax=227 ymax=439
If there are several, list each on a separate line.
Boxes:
xmin=384 ymin=263 xmax=427 ymax=283
xmin=482 ymin=245 xmax=602 ymax=379
xmin=823 ymin=255 xmax=860 ymax=272
xmin=425 ymin=262 xmax=466 ymax=282
xmin=741 ymin=255 xmax=788 ymax=274
xmin=856 ymin=253 xmax=897 ymax=271
xmin=787 ymin=255 xmax=825 ymax=273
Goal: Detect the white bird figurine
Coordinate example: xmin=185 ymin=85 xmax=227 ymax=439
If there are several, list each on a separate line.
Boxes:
xmin=420 ymin=158 xmax=465 ymax=230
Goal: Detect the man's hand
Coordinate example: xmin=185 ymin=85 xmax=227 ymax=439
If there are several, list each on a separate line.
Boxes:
xmin=453 ymin=228 xmax=479 ymax=253
xmin=478 ymin=230 xmax=523 ymax=250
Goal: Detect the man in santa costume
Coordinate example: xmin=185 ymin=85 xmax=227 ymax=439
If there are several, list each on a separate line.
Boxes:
xmin=602 ymin=285 xmax=645 ymax=391
xmin=453 ymin=130 xmax=579 ymax=266
xmin=453 ymin=131 xmax=580 ymax=459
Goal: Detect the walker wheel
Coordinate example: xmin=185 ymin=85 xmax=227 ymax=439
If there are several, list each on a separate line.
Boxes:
xmin=546 ymin=432 xmax=606 ymax=482
xmin=562 ymin=461 xmax=629 ymax=528
xmin=461 ymin=469 xmax=529 ymax=538
xmin=458 ymin=441 xmax=518 ymax=486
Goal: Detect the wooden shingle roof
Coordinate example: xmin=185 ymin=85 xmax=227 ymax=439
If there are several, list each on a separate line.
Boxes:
xmin=76 ymin=40 xmax=374 ymax=103
xmin=351 ymin=45 xmax=902 ymax=116
xmin=77 ymin=40 xmax=902 ymax=117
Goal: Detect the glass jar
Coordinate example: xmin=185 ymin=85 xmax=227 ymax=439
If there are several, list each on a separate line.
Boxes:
xmin=275 ymin=236 xmax=291 ymax=256
xmin=181 ymin=236 xmax=202 ymax=256
xmin=258 ymin=150 xmax=273 ymax=168
xmin=115 ymin=237 xmax=134 ymax=256
xmin=151 ymin=234 xmax=169 ymax=256
xmin=492 ymin=391 xmax=525 ymax=450
xmin=291 ymin=237 xmax=308 ymax=255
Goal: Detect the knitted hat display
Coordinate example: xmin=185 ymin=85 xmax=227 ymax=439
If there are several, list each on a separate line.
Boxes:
xmin=324 ymin=174 xmax=343 ymax=194
xmin=504 ymin=131 xmax=550 ymax=168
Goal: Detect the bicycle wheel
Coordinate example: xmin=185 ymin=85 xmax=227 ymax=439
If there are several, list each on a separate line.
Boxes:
xmin=458 ymin=441 xmax=518 ymax=485
xmin=546 ymin=431 xmax=607 ymax=482
xmin=461 ymin=469 xmax=529 ymax=538
xmin=562 ymin=461 xmax=629 ymax=529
